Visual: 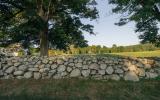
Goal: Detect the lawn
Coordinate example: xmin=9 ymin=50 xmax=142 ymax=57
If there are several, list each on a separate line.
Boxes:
xmin=0 ymin=79 xmax=160 ymax=100
xmin=111 ymin=50 xmax=160 ymax=57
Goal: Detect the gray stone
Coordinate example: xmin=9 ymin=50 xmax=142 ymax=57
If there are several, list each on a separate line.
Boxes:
xmin=124 ymin=71 xmax=139 ymax=82
xmin=57 ymin=65 xmax=66 ymax=72
xmin=82 ymin=65 xmax=89 ymax=70
xmin=24 ymin=72 xmax=33 ymax=79
xmin=82 ymin=70 xmax=90 ymax=77
xmin=28 ymin=68 xmax=39 ymax=72
xmin=53 ymin=74 xmax=62 ymax=79
xmin=16 ymin=76 xmax=24 ymax=79
xmin=34 ymin=72 xmax=41 ymax=79
xmin=49 ymin=70 xmax=56 ymax=74
xmin=75 ymin=63 xmax=82 ymax=68
xmin=14 ymin=71 xmax=24 ymax=76
xmin=138 ymin=68 xmax=145 ymax=77
xmin=70 ymin=69 xmax=81 ymax=77
xmin=18 ymin=65 xmax=27 ymax=71
xmin=111 ymin=74 xmax=120 ymax=81
xmin=39 ymin=68 xmax=50 ymax=73
xmin=51 ymin=64 xmax=58 ymax=69
xmin=146 ymin=72 xmax=158 ymax=79
xmin=14 ymin=62 xmax=20 ymax=67
xmin=5 ymin=67 xmax=15 ymax=74
xmin=42 ymin=59 xmax=48 ymax=64
xmin=144 ymin=64 xmax=151 ymax=69
xmin=100 ymin=64 xmax=107 ymax=70
xmin=136 ymin=63 xmax=144 ymax=68
xmin=115 ymin=68 xmax=124 ymax=74
xmin=68 ymin=63 xmax=74 ymax=67
xmin=0 ymin=70 xmax=4 ymax=76
xmin=106 ymin=66 xmax=114 ymax=75
xmin=98 ymin=70 xmax=105 ymax=75
xmin=57 ymin=59 xmax=64 ymax=64
xmin=89 ymin=63 xmax=99 ymax=70
xmin=90 ymin=70 xmax=96 ymax=75
xmin=61 ymin=72 xmax=68 ymax=77
xmin=128 ymin=65 xmax=137 ymax=71
xmin=67 ymin=67 xmax=72 ymax=72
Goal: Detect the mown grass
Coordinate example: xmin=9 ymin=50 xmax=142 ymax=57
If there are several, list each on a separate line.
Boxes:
xmin=0 ymin=79 xmax=160 ymax=100
xmin=111 ymin=50 xmax=160 ymax=57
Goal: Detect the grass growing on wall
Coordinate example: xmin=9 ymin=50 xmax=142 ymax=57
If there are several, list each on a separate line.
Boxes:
xmin=0 ymin=79 xmax=160 ymax=100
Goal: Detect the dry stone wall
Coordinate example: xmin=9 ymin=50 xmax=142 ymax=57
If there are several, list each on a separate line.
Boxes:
xmin=0 ymin=55 xmax=160 ymax=81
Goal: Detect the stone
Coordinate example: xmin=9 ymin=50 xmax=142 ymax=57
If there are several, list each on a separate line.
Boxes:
xmin=70 ymin=69 xmax=81 ymax=77
xmin=146 ymin=72 xmax=158 ymax=79
xmin=39 ymin=68 xmax=50 ymax=73
xmin=42 ymin=59 xmax=48 ymax=64
xmin=16 ymin=76 xmax=24 ymax=79
xmin=34 ymin=72 xmax=41 ymax=79
xmin=68 ymin=63 xmax=74 ymax=67
xmin=14 ymin=62 xmax=21 ymax=67
xmin=90 ymin=70 xmax=96 ymax=75
xmin=60 ymin=72 xmax=68 ymax=77
xmin=100 ymin=64 xmax=107 ymax=70
xmin=82 ymin=65 xmax=89 ymax=70
xmin=106 ymin=66 xmax=114 ymax=75
xmin=124 ymin=71 xmax=139 ymax=82
xmin=57 ymin=65 xmax=66 ymax=72
xmin=82 ymin=70 xmax=90 ymax=77
xmin=138 ymin=68 xmax=145 ymax=77
xmin=110 ymin=74 xmax=120 ymax=81
xmin=51 ymin=64 xmax=58 ymax=69
xmin=18 ymin=65 xmax=27 ymax=71
xmin=67 ymin=67 xmax=72 ymax=72
xmin=128 ymin=65 xmax=137 ymax=71
xmin=14 ymin=71 xmax=24 ymax=76
xmin=24 ymin=72 xmax=33 ymax=79
xmin=144 ymin=64 xmax=151 ymax=69
xmin=57 ymin=59 xmax=64 ymax=64
xmin=28 ymin=68 xmax=39 ymax=72
xmin=89 ymin=63 xmax=99 ymax=70
xmin=115 ymin=68 xmax=124 ymax=74
xmin=5 ymin=67 xmax=15 ymax=74
xmin=75 ymin=63 xmax=82 ymax=68
xmin=53 ymin=74 xmax=62 ymax=79
xmin=136 ymin=63 xmax=144 ymax=68
xmin=0 ymin=70 xmax=4 ymax=76
xmin=39 ymin=64 xmax=45 ymax=69
xmin=98 ymin=70 xmax=105 ymax=75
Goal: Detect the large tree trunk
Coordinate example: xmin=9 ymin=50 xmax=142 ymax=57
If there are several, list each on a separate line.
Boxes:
xmin=40 ymin=28 xmax=49 ymax=56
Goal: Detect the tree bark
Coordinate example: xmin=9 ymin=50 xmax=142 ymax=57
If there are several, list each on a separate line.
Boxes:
xmin=40 ymin=28 xmax=49 ymax=56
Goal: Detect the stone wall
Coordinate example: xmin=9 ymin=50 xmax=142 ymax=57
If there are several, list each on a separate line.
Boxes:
xmin=0 ymin=55 xmax=160 ymax=81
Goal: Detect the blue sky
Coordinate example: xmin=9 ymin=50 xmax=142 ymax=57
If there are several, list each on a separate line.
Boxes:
xmin=83 ymin=0 xmax=140 ymax=47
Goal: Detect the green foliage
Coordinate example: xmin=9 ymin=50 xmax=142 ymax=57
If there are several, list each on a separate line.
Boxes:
xmin=0 ymin=0 xmax=98 ymax=50
xmin=109 ymin=0 xmax=160 ymax=46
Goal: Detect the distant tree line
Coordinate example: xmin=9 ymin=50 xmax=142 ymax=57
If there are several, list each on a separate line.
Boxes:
xmin=66 ymin=44 xmax=160 ymax=55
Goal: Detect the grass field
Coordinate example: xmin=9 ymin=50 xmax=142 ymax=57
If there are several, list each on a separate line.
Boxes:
xmin=111 ymin=50 xmax=160 ymax=57
xmin=0 ymin=79 xmax=160 ymax=100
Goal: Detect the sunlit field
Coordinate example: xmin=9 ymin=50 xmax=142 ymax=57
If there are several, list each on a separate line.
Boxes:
xmin=111 ymin=50 xmax=160 ymax=57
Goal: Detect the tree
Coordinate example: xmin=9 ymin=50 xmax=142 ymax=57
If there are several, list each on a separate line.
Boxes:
xmin=109 ymin=0 xmax=160 ymax=46
xmin=0 ymin=0 xmax=98 ymax=56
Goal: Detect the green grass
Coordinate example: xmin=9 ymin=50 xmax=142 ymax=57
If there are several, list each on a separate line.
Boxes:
xmin=0 ymin=79 xmax=160 ymax=100
xmin=111 ymin=50 xmax=160 ymax=57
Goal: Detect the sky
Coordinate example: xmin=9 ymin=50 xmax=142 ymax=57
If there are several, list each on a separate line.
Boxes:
xmin=83 ymin=0 xmax=140 ymax=47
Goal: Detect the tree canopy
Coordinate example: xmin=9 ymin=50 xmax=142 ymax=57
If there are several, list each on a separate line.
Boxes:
xmin=0 ymin=0 xmax=98 ymax=56
xmin=109 ymin=0 xmax=160 ymax=46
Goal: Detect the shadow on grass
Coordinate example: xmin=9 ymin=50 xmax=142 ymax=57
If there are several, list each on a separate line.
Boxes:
xmin=0 ymin=95 xmax=90 ymax=100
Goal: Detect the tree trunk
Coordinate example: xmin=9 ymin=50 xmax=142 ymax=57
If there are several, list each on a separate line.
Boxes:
xmin=40 ymin=28 xmax=49 ymax=56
